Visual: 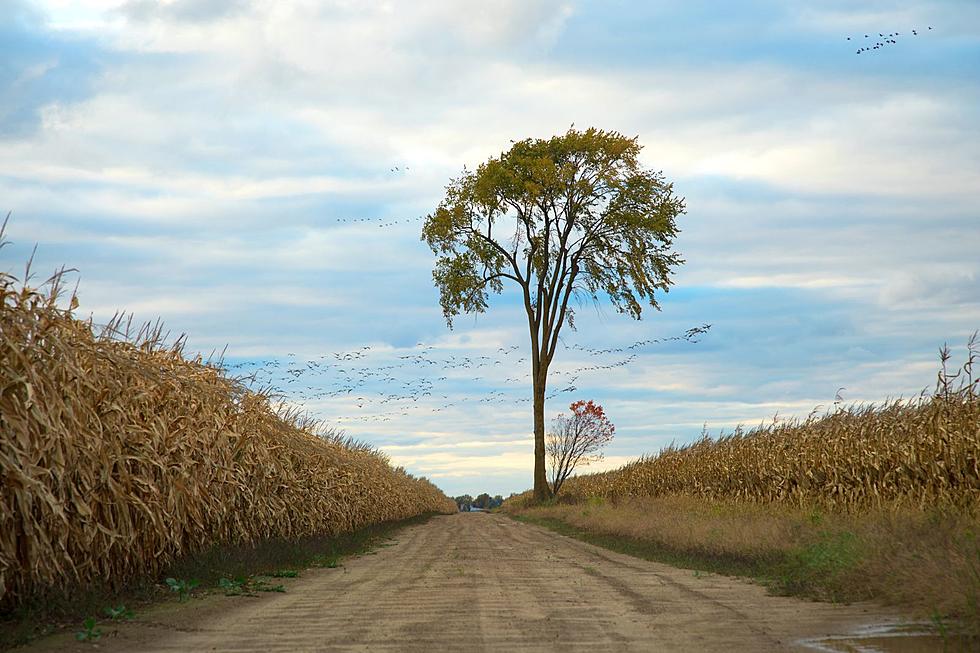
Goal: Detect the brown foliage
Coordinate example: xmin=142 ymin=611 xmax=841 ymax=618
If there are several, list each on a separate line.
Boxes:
xmin=0 ymin=260 xmax=455 ymax=610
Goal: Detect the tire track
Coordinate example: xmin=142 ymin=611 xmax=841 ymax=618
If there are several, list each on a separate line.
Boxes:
xmin=26 ymin=513 xmax=901 ymax=652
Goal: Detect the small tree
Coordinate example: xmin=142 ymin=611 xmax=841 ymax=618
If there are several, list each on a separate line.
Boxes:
xmin=547 ymin=400 xmax=615 ymax=496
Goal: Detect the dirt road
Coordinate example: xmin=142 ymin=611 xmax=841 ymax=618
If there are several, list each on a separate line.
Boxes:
xmin=31 ymin=512 xmax=903 ymax=652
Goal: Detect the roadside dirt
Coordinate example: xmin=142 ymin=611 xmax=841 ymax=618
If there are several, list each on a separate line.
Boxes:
xmin=22 ymin=512 xmax=908 ymax=652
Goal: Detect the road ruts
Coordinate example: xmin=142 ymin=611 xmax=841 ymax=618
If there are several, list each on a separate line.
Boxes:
xmin=31 ymin=513 xmax=899 ymax=652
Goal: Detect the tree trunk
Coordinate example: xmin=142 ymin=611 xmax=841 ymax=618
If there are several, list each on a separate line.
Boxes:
xmin=532 ymin=368 xmax=553 ymax=502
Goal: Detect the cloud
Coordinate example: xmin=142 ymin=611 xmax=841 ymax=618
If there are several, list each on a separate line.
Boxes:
xmin=119 ymin=0 xmax=250 ymax=24
xmin=878 ymin=267 xmax=979 ymax=309
xmin=0 ymin=0 xmax=108 ymax=137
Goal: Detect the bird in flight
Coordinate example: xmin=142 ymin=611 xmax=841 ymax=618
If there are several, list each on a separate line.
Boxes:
xmin=852 ymin=26 xmax=933 ymax=54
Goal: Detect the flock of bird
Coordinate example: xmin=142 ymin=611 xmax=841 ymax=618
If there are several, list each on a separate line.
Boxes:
xmin=849 ymin=26 xmax=932 ymax=54
xmin=222 ymin=326 xmax=710 ymax=426
xmin=333 ymin=214 xmax=426 ymax=228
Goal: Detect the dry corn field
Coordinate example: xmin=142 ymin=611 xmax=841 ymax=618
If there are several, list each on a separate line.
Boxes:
xmin=0 ymin=268 xmax=456 ymax=611
xmin=541 ymin=346 xmax=980 ymax=510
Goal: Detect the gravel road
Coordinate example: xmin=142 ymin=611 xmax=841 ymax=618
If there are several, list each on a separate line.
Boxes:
xmin=28 ymin=512 xmax=901 ymax=652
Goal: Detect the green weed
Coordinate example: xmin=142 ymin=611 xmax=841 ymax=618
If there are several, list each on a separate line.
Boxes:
xmin=218 ymin=577 xmax=249 ymax=596
xmin=267 ymin=569 xmax=299 ymax=578
xmin=74 ymin=617 xmax=101 ymax=642
xmin=164 ymin=577 xmax=199 ymax=602
xmin=103 ymin=604 xmax=133 ymax=620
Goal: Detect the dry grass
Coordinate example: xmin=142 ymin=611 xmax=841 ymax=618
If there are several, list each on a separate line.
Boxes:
xmin=0 ymin=245 xmax=455 ymax=611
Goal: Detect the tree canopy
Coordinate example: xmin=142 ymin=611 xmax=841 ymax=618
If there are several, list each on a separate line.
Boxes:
xmin=547 ymin=400 xmax=615 ymax=496
xmin=422 ymin=127 xmax=684 ymax=341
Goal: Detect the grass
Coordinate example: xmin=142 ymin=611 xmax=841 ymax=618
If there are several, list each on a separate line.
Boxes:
xmin=509 ymin=496 xmax=980 ymax=638
xmin=218 ymin=577 xmax=285 ymax=596
xmin=102 ymin=605 xmax=134 ymax=621
xmin=74 ymin=618 xmax=101 ymax=643
xmin=266 ymin=570 xmax=300 ymax=578
xmin=0 ymin=512 xmax=437 ymax=650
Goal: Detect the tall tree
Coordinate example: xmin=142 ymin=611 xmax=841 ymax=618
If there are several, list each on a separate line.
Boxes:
xmin=422 ymin=127 xmax=686 ymax=501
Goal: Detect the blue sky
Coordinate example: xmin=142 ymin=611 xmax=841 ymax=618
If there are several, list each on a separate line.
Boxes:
xmin=2 ymin=0 xmax=978 ymax=497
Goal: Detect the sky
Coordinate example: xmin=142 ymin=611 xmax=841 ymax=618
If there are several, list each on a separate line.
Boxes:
xmin=2 ymin=0 xmax=978 ymax=498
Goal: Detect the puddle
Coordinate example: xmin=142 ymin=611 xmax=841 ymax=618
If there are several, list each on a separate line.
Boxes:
xmin=800 ymin=623 xmax=976 ymax=652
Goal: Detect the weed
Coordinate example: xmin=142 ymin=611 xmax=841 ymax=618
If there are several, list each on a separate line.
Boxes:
xmin=218 ymin=577 xmax=249 ymax=596
xmin=165 ymin=577 xmax=199 ymax=602
xmin=268 ymin=569 xmax=299 ymax=578
xmin=74 ymin=617 xmax=101 ymax=642
xmin=103 ymin=604 xmax=134 ymax=620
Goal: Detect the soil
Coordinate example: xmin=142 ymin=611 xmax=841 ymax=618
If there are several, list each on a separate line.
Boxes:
xmin=20 ymin=512 xmax=911 ymax=652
